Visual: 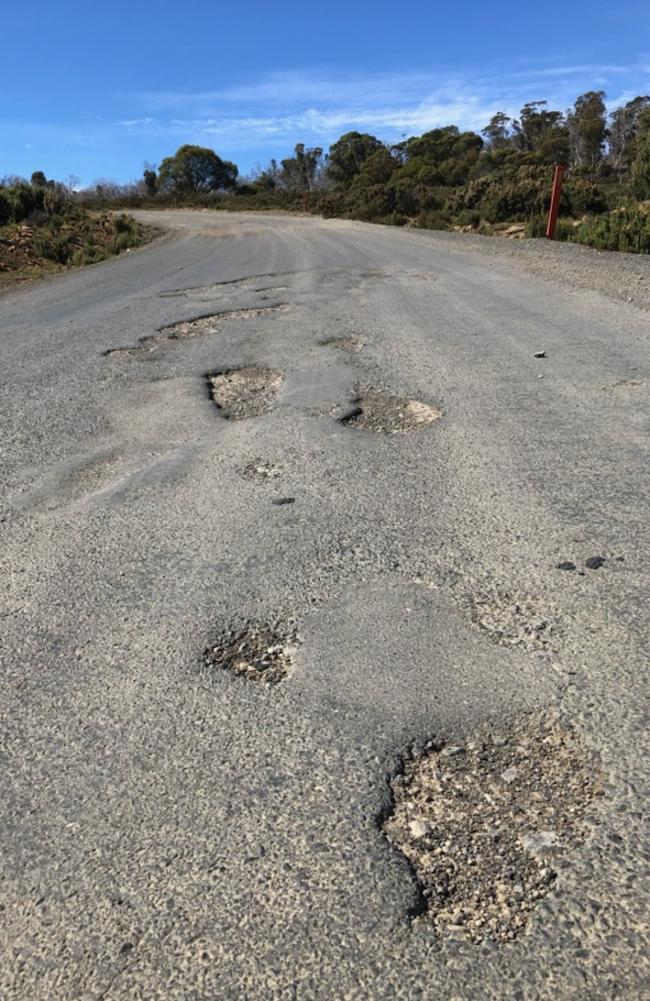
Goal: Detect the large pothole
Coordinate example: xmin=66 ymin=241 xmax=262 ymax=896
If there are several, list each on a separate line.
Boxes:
xmin=341 ymin=388 xmax=442 ymax=433
xmin=161 ymin=305 xmax=289 ymax=340
xmin=203 ymin=620 xmax=298 ymax=684
xmin=103 ymin=305 xmax=289 ymax=357
xmin=207 ymin=366 xmax=284 ymax=419
xmin=383 ymin=711 xmax=602 ymax=943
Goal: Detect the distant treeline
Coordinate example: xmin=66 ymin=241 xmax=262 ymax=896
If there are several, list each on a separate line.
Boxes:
xmin=4 ymin=90 xmax=650 ymax=253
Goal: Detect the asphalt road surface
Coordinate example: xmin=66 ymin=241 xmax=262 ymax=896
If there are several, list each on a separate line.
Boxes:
xmin=1 ymin=211 xmax=648 ymax=999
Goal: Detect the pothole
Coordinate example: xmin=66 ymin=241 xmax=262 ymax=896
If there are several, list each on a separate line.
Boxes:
xmin=159 ymin=272 xmax=297 ymax=297
xmin=103 ymin=305 xmax=289 ymax=357
xmin=243 ymin=459 xmax=283 ymax=480
xmin=203 ymin=620 xmax=298 ymax=684
xmin=382 ymin=711 xmax=602 ymax=943
xmin=341 ymin=388 xmax=442 ymax=433
xmin=320 ymin=334 xmax=367 ymax=353
xmin=161 ymin=305 xmax=289 ymax=340
xmin=463 ymin=587 xmax=559 ymax=653
xmin=207 ymin=366 xmax=284 ymax=420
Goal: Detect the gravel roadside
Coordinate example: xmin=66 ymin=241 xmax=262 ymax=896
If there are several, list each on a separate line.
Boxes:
xmin=339 ymin=220 xmax=650 ymax=313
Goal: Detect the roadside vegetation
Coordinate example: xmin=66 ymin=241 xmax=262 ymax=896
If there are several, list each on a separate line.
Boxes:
xmin=5 ymin=90 xmax=650 ymax=259
xmin=0 ymin=173 xmax=154 ymax=287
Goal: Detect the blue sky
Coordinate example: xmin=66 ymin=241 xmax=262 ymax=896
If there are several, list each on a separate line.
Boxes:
xmin=2 ymin=1 xmax=650 ymax=186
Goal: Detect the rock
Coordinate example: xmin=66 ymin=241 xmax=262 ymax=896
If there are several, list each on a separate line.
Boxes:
xmin=440 ymin=745 xmax=465 ymax=757
xmin=534 ymin=350 xmax=546 ymax=358
xmin=409 ymin=819 xmax=433 ymax=839
xmin=557 ymin=561 xmax=576 ymax=571
xmin=585 ymin=556 xmax=606 ymax=570
xmin=501 ymin=766 xmax=518 ymax=784
xmin=519 ymin=831 xmax=560 ymax=858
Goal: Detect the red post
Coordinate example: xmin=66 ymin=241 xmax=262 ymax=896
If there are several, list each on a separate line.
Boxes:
xmin=546 ymin=165 xmax=566 ymax=240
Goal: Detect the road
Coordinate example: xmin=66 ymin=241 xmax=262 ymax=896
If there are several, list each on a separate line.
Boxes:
xmin=1 ymin=210 xmax=648 ymax=999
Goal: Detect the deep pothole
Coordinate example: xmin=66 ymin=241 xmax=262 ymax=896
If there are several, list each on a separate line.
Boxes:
xmin=383 ymin=710 xmax=602 ymax=943
xmin=203 ymin=620 xmax=298 ymax=684
xmin=207 ymin=366 xmax=284 ymax=419
xmin=341 ymin=388 xmax=442 ymax=433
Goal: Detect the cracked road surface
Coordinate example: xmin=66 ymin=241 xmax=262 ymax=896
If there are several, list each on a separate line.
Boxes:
xmin=1 ymin=210 xmax=649 ymax=999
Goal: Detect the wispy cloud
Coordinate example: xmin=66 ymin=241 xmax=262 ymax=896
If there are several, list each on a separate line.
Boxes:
xmin=120 ymin=60 xmax=650 ymax=155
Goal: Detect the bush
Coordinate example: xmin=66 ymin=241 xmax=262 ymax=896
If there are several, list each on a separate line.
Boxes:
xmin=570 ymin=207 xmax=650 ymax=253
xmin=564 ymin=178 xmax=607 ymax=216
xmin=416 ymin=210 xmax=451 ymax=230
xmin=33 ymin=231 xmax=73 ymax=263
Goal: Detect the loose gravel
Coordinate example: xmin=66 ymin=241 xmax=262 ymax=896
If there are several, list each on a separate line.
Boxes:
xmin=406 ymin=228 xmax=650 ymax=312
xmin=383 ymin=710 xmax=603 ymax=943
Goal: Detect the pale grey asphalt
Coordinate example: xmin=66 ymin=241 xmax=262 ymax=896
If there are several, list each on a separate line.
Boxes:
xmin=1 ymin=211 xmax=648 ymax=999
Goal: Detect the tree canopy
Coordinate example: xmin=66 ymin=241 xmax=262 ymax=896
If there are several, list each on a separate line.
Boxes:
xmin=157 ymin=145 xmax=238 ymax=195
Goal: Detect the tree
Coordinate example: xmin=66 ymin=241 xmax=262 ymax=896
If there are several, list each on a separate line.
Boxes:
xmin=327 ymin=132 xmax=384 ymax=184
xmin=249 ymin=159 xmax=281 ymax=191
xmin=158 ymin=145 xmax=238 ymax=195
xmin=567 ymin=91 xmax=607 ymax=167
xmin=632 ymin=108 xmax=650 ymax=198
xmin=609 ymin=96 xmax=650 ymax=172
xmin=482 ymin=113 xmax=514 ymax=149
xmin=280 ymin=143 xmax=323 ymax=193
xmin=143 ymin=164 xmax=158 ymax=197
xmin=514 ymin=102 xmax=569 ymax=162
xmin=30 ymin=170 xmax=48 ymax=187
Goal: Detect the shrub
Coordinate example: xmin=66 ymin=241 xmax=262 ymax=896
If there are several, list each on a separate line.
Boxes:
xmin=570 ymin=207 xmax=650 ymax=253
xmin=33 ymin=231 xmax=73 ymax=263
xmin=564 ymin=178 xmax=607 ymax=216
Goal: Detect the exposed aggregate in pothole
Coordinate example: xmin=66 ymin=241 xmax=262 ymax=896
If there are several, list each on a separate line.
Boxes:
xmin=383 ymin=710 xmax=603 ymax=943
xmin=207 ymin=367 xmax=284 ymax=420
xmin=103 ymin=305 xmax=289 ymax=357
xmin=320 ymin=334 xmax=367 ymax=353
xmin=161 ymin=305 xmax=289 ymax=339
xmin=463 ymin=586 xmax=559 ymax=653
xmin=203 ymin=620 xmax=298 ymax=684
xmin=342 ymin=388 xmax=442 ymax=433
xmin=243 ymin=459 xmax=283 ymax=480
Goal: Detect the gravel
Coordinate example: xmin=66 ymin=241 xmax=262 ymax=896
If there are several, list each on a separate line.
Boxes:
xmin=401 ymin=228 xmax=650 ymax=312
